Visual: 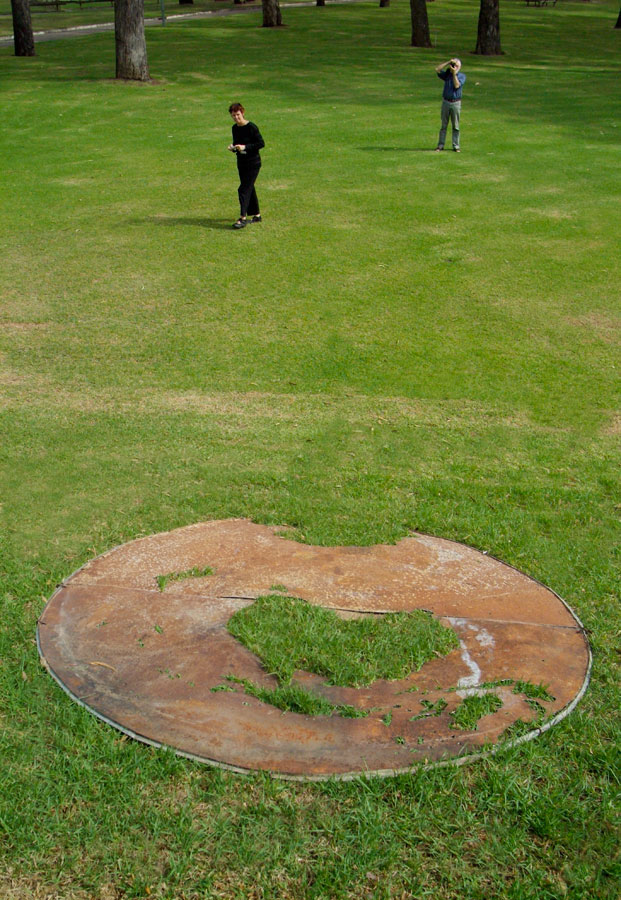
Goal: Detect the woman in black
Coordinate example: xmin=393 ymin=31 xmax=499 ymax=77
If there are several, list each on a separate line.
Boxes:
xmin=228 ymin=102 xmax=265 ymax=229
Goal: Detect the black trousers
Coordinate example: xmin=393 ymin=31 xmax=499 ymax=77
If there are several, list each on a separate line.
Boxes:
xmin=237 ymin=160 xmax=261 ymax=217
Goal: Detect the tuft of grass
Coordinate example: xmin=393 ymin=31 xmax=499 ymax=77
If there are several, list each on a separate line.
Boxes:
xmin=227 ymin=594 xmax=459 ymax=687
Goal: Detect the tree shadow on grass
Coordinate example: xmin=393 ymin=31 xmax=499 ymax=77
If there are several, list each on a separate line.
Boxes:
xmin=130 ymin=216 xmax=233 ymax=231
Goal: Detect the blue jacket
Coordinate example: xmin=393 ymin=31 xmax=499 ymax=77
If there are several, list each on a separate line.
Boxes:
xmin=438 ymin=69 xmax=466 ymax=101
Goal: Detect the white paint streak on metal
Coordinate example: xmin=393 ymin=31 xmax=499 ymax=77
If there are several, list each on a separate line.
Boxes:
xmin=448 ymin=617 xmax=482 ymax=691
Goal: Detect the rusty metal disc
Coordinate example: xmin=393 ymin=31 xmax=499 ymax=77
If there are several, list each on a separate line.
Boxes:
xmin=37 ymin=520 xmax=591 ymax=780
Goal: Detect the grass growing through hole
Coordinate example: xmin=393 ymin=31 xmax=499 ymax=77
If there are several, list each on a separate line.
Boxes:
xmin=227 ymin=594 xmax=459 ymax=686
xmin=155 ymin=565 xmax=214 ymax=592
xmin=448 ymin=679 xmax=555 ymax=700
xmin=223 ymin=676 xmax=369 ymax=718
xmin=410 ymin=698 xmax=448 ymax=721
xmin=1 ymin=1 xmax=619 ymax=897
xmin=512 ymin=680 xmax=555 ymax=702
xmin=451 ymin=693 xmax=504 ymax=731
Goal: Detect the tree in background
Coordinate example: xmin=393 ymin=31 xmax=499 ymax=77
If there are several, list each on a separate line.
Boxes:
xmin=115 ymin=0 xmax=150 ymax=80
xmin=410 ymin=0 xmax=431 ymax=48
xmin=475 ymin=0 xmax=502 ymax=55
xmin=262 ymin=0 xmax=282 ymax=27
xmin=615 ymin=7 xmax=621 ymax=28
xmin=10 ymin=0 xmax=35 ymax=57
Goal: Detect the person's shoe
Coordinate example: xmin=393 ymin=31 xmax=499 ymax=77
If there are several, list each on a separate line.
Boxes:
xmin=250 ymin=215 xmax=262 ymax=224
xmin=453 ymin=148 xmax=461 ymax=152
xmin=232 ymin=218 xmax=247 ymax=229
xmin=435 ymin=147 xmax=443 ymax=152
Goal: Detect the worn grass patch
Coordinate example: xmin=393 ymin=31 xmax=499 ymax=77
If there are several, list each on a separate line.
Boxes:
xmin=227 ymin=594 xmax=459 ymax=687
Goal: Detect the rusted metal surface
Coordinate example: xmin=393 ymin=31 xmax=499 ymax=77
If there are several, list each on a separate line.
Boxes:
xmin=37 ymin=519 xmax=591 ymax=779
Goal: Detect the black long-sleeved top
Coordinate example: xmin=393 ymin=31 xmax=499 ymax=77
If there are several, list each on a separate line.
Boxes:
xmin=231 ymin=122 xmax=265 ymax=163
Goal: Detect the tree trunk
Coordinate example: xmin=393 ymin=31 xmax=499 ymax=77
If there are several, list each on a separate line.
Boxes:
xmin=615 ymin=8 xmax=621 ymax=28
xmin=262 ymin=0 xmax=282 ymax=27
xmin=410 ymin=0 xmax=431 ymax=48
xmin=475 ymin=0 xmax=502 ymax=56
xmin=379 ymin=0 xmax=390 ymax=8
xmin=115 ymin=0 xmax=150 ymax=80
xmin=11 ymin=0 xmax=35 ymax=57
xmin=316 ymin=0 xmax=325 ymax=6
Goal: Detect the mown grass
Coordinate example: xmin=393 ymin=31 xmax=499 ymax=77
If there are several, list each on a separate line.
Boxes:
xmin=1 ymin=1 xmax=620 ymax=897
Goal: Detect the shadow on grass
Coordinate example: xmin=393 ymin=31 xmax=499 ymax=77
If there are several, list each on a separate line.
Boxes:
xmin=130 ymin=216 xmax=233 ymax=230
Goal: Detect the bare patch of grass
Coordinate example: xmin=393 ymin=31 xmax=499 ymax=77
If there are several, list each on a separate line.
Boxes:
xmin=0 ymin=322 xmax=52 ymax=332
xmin=522 ymin=206 xmax=575 ymax=220
xmin=601 ymin=412 xmax=621 ymax=435
xmin=0 ymin=382 xmax=564 ymax=438
xmin=566 ymin=312 xmax=620 ymax=345
xmin=0 ymin=876 xmax=92 ymax=900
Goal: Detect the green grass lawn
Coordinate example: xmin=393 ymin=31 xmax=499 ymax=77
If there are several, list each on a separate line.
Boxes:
xmin=1 ymin=1 xmax=619 ymax=897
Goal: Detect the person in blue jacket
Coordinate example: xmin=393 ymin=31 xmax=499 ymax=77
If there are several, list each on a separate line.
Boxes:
xmin=435 ymin=58 xmax=466 ymax=152
xmin=227 ymin=102 xmax=265 ymax=229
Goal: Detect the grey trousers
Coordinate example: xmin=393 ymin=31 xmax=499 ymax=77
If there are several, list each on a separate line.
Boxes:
xmin=438 ymin=99 xmax=461 ymax=150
